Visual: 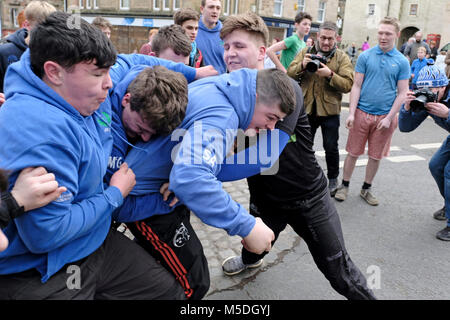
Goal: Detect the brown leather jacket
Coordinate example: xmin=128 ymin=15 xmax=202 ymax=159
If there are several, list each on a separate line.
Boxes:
xmin=287 ymin=45 xmax=354 ymax=116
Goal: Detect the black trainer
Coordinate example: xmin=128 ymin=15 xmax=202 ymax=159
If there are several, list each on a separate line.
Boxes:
xmin=436 ymin=227 xmax=450 ymax=241
xmin=433 ymin=207 xmax=446 ymax=221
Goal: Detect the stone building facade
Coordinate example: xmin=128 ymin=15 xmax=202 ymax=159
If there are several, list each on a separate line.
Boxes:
xmin=341 ymin=0 xmax=450 ymax=51
xmin=1 ymin=0 xmax=341 ymax=53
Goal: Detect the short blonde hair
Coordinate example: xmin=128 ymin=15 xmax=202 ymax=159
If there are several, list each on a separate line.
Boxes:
xmin=417 ymin=46 xmax=427 ymax=53
xmin=24 ymin=1 xmax=56 ymax=26
xmin=379 ymin=16 xmax=400 ymax=33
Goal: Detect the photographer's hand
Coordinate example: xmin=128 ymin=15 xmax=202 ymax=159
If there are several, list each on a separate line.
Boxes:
xmin=426 ymin=102 xmax=449 ymax=119
xmin=302 ymin=54 xmax=312 ymax=70
xmin=404 ymin=91 xmax=416 ymax=111
xmin=316 ymin=63 xmax=332 ymax=78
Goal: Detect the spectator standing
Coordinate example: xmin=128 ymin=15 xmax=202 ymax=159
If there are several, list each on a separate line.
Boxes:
xmin=139 ymin=29 xmax=159 ymax=55
xmin=404 ymin=31 xmax=431 ymax=64
xmin=0 ymin=0 xmax=56 ymax=93
xmin=347 ymin=42 xmax=357 ymax=65
xmin=361 ymin=38 xmax=370 ymax=51
xmin=288 ymin=21 xmax=354 ymax=196
xmin=334 ymin=17 xmax=410 ymax=205
xmin=266 ymin=12 xmax=312 ymax=73
xmin=174 ymin=8 xmax=204 ymax=68
xmin=398 ymin=64 xmax=450 ymax=241
xmin=429 ymin=40 xmax=438 ymax=61
xmin=91 ymin=16 xmax=112 ymax=39
xmin=400 ymin=37 xmax=415 ymax=54
xmin=410 ymin=47 xmax=431 ymax=89
xmin=435 ymin=50 xmax=447 ymax=72
xmin=196 ymin=0 xmax=226 ymax=74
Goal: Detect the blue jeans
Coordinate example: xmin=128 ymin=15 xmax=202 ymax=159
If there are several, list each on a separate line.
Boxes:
xmin=428 ymin=135 xmax=450 ymax=226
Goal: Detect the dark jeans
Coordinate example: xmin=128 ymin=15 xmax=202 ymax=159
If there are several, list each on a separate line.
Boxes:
xmin=244 ymin=190 xmax=376 ymax=300
xmin=308 ymin=114 xmax=340 ymax=180
xmin=428 ymin=135 xmax=450 ymax=225
xmin=0 ymin=228 xmax=186 ymax=300
xmin=127 ymin=205 xmax=210 ymax=300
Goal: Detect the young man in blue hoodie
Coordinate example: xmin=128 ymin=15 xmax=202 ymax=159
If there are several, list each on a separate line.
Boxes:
xmin=112 ymin=66 xmax=297 ymax=299
xmin=0 ymin=1 xmax=56 ymax=93
xmin=0 ymin=11 xmax=203 ymax=300
xmin=196 ymin=0 xmax=227 ymax=74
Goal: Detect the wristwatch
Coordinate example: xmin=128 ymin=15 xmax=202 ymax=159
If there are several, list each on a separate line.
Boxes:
xmin=327 ymin=70 xmax=334 ymax=81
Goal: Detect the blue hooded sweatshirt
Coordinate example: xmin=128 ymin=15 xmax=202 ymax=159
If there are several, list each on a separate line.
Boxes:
xmin=196 ymin=18 xmax=226 ymax=74
xmin=122 ymin=69 xmax=288 ymax=237
xmin=0 ymin=28 xmax=28 ymax=93
xmin=0 ymin=51 xmax=186 ymax=282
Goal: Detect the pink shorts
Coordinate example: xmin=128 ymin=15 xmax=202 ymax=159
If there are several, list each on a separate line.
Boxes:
xmin=345 ymin=108 xmax=398 ymax=160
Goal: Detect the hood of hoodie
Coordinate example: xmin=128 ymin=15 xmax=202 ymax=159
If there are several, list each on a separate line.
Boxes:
xmin=4 ymin=49 xmax=84 ymax=121
xmin=5 ymin=28 xmax=28 ymax=51
xmin=198 ymin=17 xmax=222 ymax=33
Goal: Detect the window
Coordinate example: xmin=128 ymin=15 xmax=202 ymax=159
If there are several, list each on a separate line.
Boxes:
xmin=298 ymin=0 xmax=305 ymax=12
xmin=79 ymin=0 xmax=84 ymax=9
xmin=317 ymin=1 xmax=326 ymax=23
xmin=223 ymin=0 xmax=230 ymax=15
xmin=11 ymin=8 xmax=19 ymax=27
xmin=410 ymin=4 xmax=418 ymax=15
xmin=153 ymin=0 xmax=160 ymax=11
xmin=173 ymin=0 xmax=180 ymax=10
xmin=86 ymin=0 xmax=91 ymax=9
xmin=274 ymin=0 xmax=283 ymax=17
xmin=368 ymin=4 xmax=375 ymax=15
xmin=93 ymin=0 xmax=99 ymax=9
xmin=163 ymin=0 xmax=170 ymax=10
xmin=120 ymin=0 xmax=130 ymax=9
xmin=233 ymin=0 xmax=239 ymax=14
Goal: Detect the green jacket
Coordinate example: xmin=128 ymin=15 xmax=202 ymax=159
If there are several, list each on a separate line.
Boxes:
xmin=287 ymin=45 xmax=354 ymax=116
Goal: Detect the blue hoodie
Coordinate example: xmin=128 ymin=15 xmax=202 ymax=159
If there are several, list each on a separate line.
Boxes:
xmin=411 ymin=58 xmax=432 ymax=85
xmin=107 ymin=63 xmax=198 ymax=222
xmin=123 ymin=69 xmax=288 ymax=237
xmin=0 ymin=28 xmax=28 ymax=93
xmin=0 ymin=51 xmax=184 ymax=282
xmin=196 ymin=18 xmax=226 ymax=74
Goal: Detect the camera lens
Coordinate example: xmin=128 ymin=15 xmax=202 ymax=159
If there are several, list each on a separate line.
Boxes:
xmin=410 ymin=95 xmax=427 ymax=112
xmin=306 ymin=60 xmax=320 ymax=72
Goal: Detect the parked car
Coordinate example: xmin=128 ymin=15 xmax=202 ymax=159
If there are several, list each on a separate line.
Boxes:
xmin=440 ymin=42 xmax=450 ymax=53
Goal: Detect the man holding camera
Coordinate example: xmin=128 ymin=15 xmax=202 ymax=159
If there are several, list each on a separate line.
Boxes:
xmin=398 ymin=63 xmax=450 ymax=241
xmin=287 ymin=21 xmax=354 ymax=195
xmin=333 ymin=17 xmax=410 ymax=205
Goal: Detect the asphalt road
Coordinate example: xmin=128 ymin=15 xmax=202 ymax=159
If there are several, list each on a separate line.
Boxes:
xmin=200 ymin=108 xmax=450 ymax=301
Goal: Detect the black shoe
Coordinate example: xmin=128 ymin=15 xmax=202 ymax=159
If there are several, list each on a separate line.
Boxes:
xmin=436 ymin=227 xmax=450 ymax=241
xmin=433 ymin=206 xmax=446 ymax=221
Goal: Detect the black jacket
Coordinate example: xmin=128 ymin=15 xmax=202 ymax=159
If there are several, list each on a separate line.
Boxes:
xmin=0 ymin=192 xmax=24 ymax=229
xmin=247 ymin=80 xmax=327 ymax=205
xmin=0 ymin=28 xmax=28 ymax=93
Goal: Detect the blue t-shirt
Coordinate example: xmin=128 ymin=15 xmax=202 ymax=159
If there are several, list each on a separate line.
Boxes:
xmin=355 ymin=45 xmax=410 ymax=115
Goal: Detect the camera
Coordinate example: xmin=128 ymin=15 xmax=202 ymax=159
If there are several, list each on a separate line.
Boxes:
xmin=410 ymin=88 xmax=438 ymax=112
xmin=305 ymin=54 xmax=328 ymax=73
